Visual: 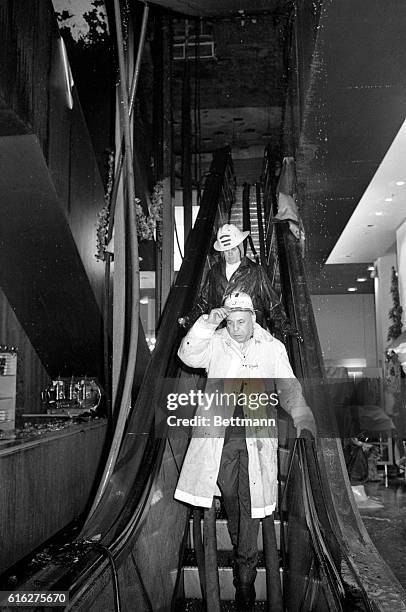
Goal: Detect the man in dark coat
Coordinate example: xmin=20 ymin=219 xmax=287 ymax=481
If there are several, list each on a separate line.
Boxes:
xmin=179 ymin=223 xmax=300 ymax=339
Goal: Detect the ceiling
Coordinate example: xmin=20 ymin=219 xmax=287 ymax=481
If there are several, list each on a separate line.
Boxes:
xmin=171 ymin=12 xmax=289 ymax=184
xmin=146 ymin=0 xmax=287 ymax=18
xmin=297 ymin=0 xmax=406 ymax=294
xmin=59 ymin=0 xmax=406 ymax=295
xmin=327 ymin=117 xmax=406 ymax=265
xmin=168 ymin=0 xmax=406 ymax=294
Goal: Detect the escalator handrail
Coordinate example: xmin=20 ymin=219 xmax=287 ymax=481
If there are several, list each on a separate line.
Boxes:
xmin=242 ymin=182 xmax=259 ymax=262
xmin=279 ymin=439 xmax=345 ymax=611
xmin=266 ymin=150 xmax=395 ymax=611
xmin=255 ymin=182 xmax=267 ymax=267
xmin=63 ymin=149 xmax=236 ymax=604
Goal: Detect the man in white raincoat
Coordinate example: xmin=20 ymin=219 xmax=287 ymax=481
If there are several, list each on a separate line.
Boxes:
xmin=174 ymin=292 xmax=316 ymax=608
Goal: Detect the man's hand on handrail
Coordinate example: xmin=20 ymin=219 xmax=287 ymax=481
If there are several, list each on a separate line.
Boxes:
xmin=296 ymin=416 xmax=317 ymax=439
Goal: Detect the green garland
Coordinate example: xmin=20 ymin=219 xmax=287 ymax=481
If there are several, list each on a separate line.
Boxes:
xmin=95 ymin=150 xmax=114 ymax=261
xmin=95 ymin=174 xmax=163 ymax=261
xmin=387 ymin=266 xmax=403 ymax=342
xmin=135 ymin=181 xmax=163 ymax=242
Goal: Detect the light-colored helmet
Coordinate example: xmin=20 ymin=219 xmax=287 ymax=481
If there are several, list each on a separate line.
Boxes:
xmin=223 ymin=292 xmax=254 ymax=313
xmin=213 ymin=224 xmax=249 ymax=252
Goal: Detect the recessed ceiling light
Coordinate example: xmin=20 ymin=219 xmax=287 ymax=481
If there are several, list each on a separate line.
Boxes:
xmin=367 ymin=265 xmax=375 ymax=271
xmin=375 ymin=211 xmax=383 ymax=216
xmin=396 ymin=180 xmax=405 ymax=186
xmin=385 ymin=197 xmax=393 ymax=202
xmin=357 ymin=277 xmax=367 ymax=282
xmin=348 ymin=287 xmax=357 ymax=292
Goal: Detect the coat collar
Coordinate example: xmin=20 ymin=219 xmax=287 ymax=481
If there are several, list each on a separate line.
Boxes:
xmin=219 ymin=255 xmax=252 ymax=276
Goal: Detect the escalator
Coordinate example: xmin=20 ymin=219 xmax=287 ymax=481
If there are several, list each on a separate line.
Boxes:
xmin=259 ymin=150 xmax=406 ymax=612
xmin=162 ymin=153 xmax=406 ymax=611
xmin=171 ymin=156 xmax=368 ymax=612
xmin=0 ymin=147 xmax=234 ymax=611
xmin=5 ymin=148 xmax=406 ymax=612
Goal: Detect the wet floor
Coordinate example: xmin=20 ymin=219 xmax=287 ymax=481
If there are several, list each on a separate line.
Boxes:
xmin=361 ymin=477 xmax=406 ymax=589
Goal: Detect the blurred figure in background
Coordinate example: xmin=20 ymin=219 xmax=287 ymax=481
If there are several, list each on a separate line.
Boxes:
xmin=179 ymin=223 xmax=301 ymax=341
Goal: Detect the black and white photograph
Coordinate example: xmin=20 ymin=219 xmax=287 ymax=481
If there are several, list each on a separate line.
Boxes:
xmin=1 ymin=0 xmax=406 ymax=610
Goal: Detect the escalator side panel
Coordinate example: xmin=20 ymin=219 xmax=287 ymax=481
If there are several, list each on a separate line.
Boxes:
xmin=277 ymin=221 xmax=406 ymax=610
xmin=65 ymin=149 xmax=235 ymax=610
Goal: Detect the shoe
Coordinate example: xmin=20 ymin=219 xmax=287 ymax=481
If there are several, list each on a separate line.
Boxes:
xmin=351 ymin=485 xmax=384 ymax=509
xmin=235 ymin=583 xmax=256 ymax=610
xmin=356 ymin=498 xmax=384 ymax=510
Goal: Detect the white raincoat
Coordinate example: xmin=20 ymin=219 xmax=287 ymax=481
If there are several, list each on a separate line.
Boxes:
xmin=174 ymin=316 xmax=315 ymax=518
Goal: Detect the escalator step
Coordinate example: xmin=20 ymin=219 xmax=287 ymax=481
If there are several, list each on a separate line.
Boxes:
xmin=191 ymin=499 xmax=282 ymax=522
xmin=182 ymin=550 xmax=283 ymax=599
xmin=177 ymin=599 xmax=267 ymax=611
xmin=183 ymin=549 xmax=266 ymax=568
xmin=188 ymin=517 xmax=282 ymax=551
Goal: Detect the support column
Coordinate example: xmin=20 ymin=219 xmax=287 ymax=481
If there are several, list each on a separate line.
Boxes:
xmin=181 ymin=22 xmax=193 ymax=247
xmin=112 ymin=163 xmax=126 ymax=404
xmin=396 ymin=218 xmax=406 ymax=329
xmin=160 ymin=17 xmax=174 ymax=310
xmin=153 ymin=13 xmax=173 ymax=319
xmin=375 ymin=247 xmax=397 ymax=368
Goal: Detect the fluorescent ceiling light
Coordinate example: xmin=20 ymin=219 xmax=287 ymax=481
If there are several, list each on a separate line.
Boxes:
xmin=327 ymin=117 xmax=406 ymax=263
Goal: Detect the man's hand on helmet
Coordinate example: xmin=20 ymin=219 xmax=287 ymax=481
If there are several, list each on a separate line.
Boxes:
xmin=205 ymin=307 xmax=228 ymax=326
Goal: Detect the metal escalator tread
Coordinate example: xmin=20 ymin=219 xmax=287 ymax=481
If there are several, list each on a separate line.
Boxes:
xmin=179 ymin=600 xmax=267 ymax=611
xmin=191 ymin=503 xmax=281 ymax=522
xmin=183 ymin=549 xmax=281 ymax=568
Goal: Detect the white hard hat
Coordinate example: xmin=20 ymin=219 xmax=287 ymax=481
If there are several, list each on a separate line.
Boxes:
xmin=213 ymin=224 xmax=249 ymax=252
xmin=223 ymin=292 xmax=254 ymax=313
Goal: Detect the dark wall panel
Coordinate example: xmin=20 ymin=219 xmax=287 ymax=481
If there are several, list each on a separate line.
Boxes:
xmin=0 ymin=0 xmax=55 ymax=148
xmin=0 ymin=288 xmax=49 ymax=415
xmin=0 ymin=134 xmax=104 ymax=379
xmin=0 ymin=421 xmax=107 ymax=574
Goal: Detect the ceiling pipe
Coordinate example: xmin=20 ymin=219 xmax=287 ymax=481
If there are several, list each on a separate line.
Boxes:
xmin=103 ymin=4 xmax=150 ymax=415
xmin=84 ymin=0 xmax=144 ymax=527
xmin=108 ymin=2 xmax=150 ymax=240
xmin=129 ymin=3 xmax=150 ymax=114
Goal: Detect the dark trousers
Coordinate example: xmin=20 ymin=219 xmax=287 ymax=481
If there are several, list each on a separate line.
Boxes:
xmin=217 ymin=437 xmax=260 ymax=585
